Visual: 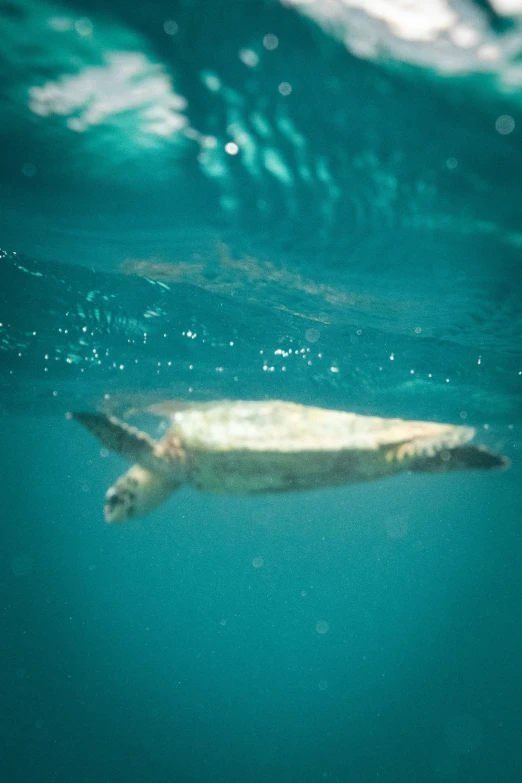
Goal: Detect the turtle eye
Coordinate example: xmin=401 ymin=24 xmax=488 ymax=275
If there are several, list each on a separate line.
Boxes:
xmin=106 ymin=492 xmax=121 ymax=508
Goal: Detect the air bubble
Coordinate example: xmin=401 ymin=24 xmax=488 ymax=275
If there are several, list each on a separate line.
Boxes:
xmin=315 ymin=620 xmax=329 ymax=635
xmin=495 ymin=115 xmax=515 ymax=135
xmin=239 ymin=49 xmax=259 ymax=67
xmin=263 ymin=34 xmax=279 ymax=50
xmin=305 ymin=328 xmax=320 ymax=343
xmin=163 ymin=19 xmax=178 ymax=35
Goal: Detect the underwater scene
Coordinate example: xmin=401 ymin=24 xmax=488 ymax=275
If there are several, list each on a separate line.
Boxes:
xmin=1 ymin=0 xmax=521 ymax=781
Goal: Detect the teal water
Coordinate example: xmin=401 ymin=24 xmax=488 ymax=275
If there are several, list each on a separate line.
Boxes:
xmin=1 ymin=1 xmax=521 ymax=781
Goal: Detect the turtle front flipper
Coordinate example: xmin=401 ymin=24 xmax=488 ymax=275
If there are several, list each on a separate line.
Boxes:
xmin=68 ymin=412 xmax=175 ymax=479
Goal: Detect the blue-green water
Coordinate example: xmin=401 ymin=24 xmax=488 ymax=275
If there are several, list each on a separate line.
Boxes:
xmin=1 ymin=1 xmax=521 ymax=781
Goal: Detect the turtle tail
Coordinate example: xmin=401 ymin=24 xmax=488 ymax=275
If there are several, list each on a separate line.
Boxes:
xmin=409 ymin=445 xmax=510 ymax=474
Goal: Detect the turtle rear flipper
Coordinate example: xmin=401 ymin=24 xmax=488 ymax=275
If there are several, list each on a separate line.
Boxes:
xmin=68 ymin=412 xmax=175 ymax=478
xmin=410 ymin=445 xmax=509 ymax=474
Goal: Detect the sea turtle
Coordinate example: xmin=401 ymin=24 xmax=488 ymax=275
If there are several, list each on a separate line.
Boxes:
xmin=68 ymin=400 xmax=509 ymax=523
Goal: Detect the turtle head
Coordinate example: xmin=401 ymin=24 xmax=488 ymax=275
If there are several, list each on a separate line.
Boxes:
xmin=104 ymin=464 xmax=179 ymax=523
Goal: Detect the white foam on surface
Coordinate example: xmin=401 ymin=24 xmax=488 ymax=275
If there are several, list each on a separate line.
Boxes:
xmin=285 ymin=0 xmax=522 ymax=91
xmin=28 ymin=52 xmax=188 ymax=140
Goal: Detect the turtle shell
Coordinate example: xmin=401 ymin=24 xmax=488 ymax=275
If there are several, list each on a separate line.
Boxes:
xmin=153 ymin=401 xmax=476 ymax=495
xmin=160 ymin=400 xmax=474 ymax=454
